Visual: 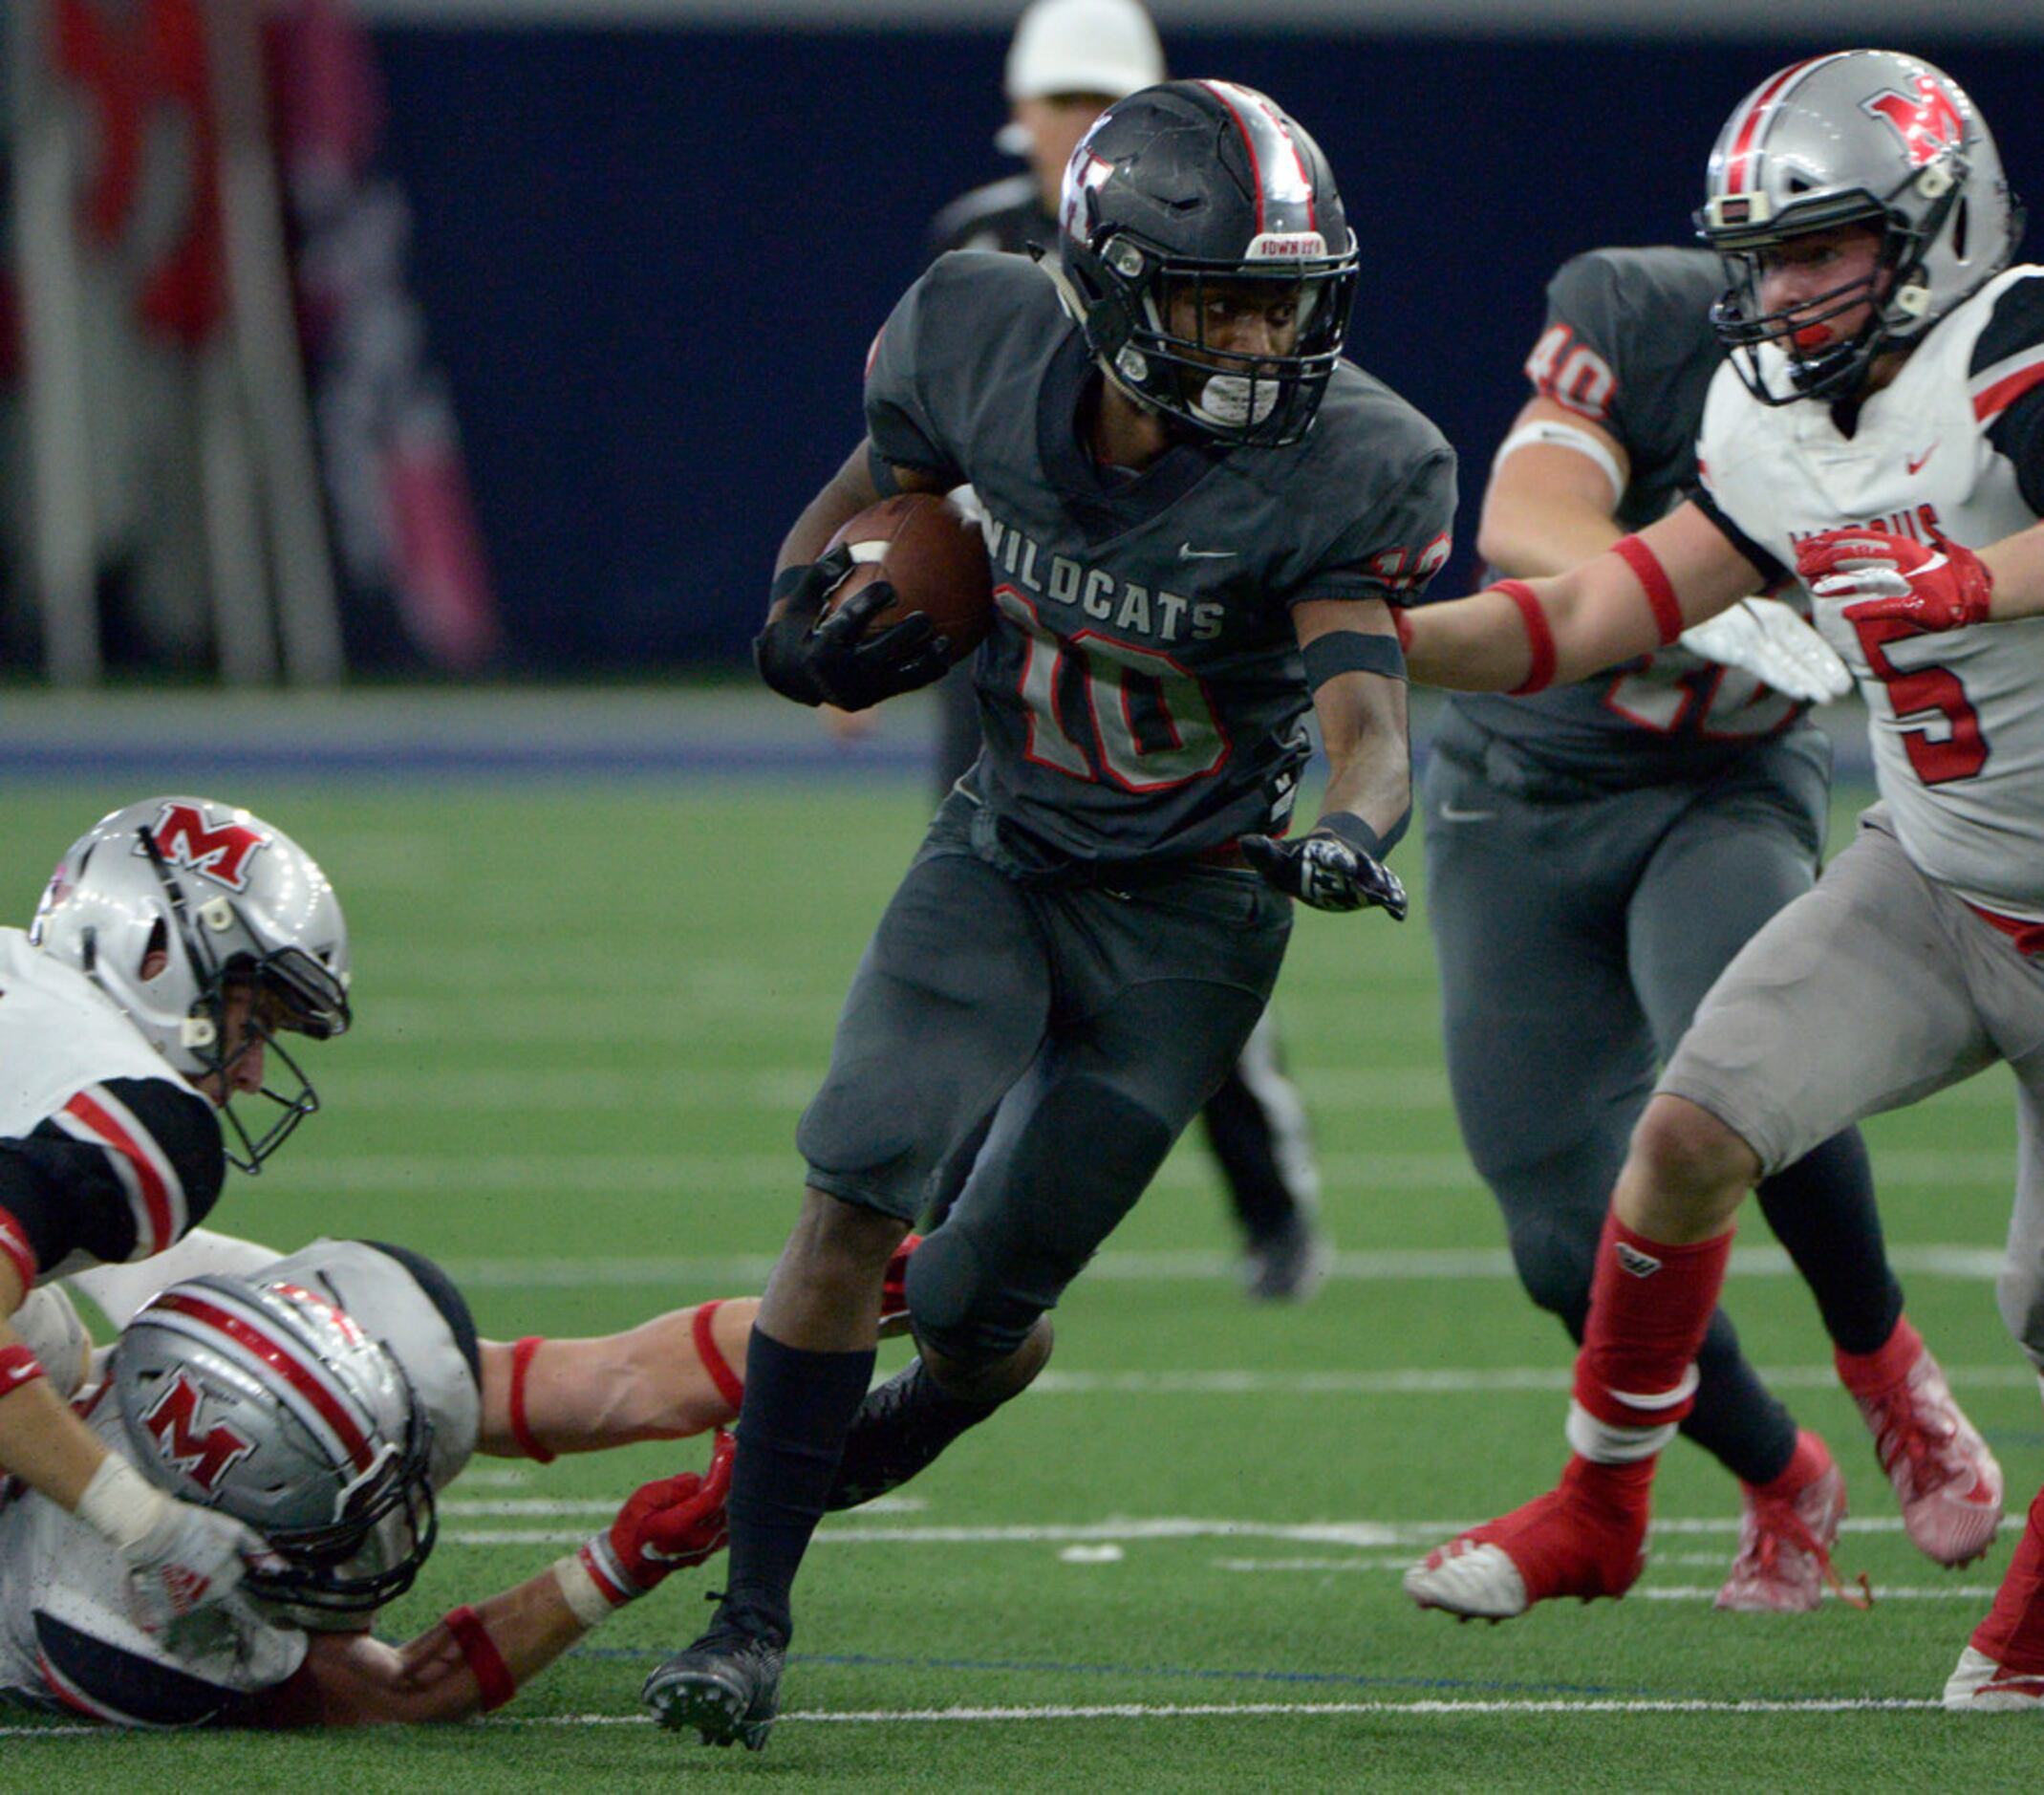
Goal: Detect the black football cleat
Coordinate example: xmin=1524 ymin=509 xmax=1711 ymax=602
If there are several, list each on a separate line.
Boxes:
xmin=642 ymin=1631 xmax=785 ymax=1751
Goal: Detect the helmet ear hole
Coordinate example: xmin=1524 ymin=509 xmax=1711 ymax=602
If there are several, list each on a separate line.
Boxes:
xmin=1952 ymin=197 xmax=1971 ymax=262
xmin=140 ymin=919 xmax=170 ymax=982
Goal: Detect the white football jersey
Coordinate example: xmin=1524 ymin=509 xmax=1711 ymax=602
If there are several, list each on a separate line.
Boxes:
xmin=0 ymin=1388 xmax=307 ymax=1724
xmin=0 ymin=928 xmax=216 ymax=1274
xmin=1697 ymin=267 xmax=2044 ymax=919
xmin=0 ymin=1240 xmax=482 ymax=1720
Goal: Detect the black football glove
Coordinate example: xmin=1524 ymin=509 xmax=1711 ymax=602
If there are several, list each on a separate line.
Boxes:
xmin=1239 ymin=821 xmax=1409 ymax=920
xmin=752 ymin=547 xmax=952 ymax=712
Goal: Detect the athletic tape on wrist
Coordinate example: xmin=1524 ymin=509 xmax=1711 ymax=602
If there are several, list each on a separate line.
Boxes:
xmin=1611 ymin=534 xmax=1685 ymax=646
xmin=1301 ymin=628 xmax=1406 ymax=691
xmin=506 ymin=1336 xmax=556 ymax=1464
xmin=75 ymin=1454 xmax=164 ymax=1551
xmin=0 ymin=1344 xmax=47 ymax=1398
xmin=554 ymin=1548 xmax=625 ymax=1629
xmin=1493 ymin=580 xmax=1558 ymax=694
xmin=693 ymin=1300 xmax=745 ymax=1413
xmin=443 ymin=1603 xmax=517 ymax=1712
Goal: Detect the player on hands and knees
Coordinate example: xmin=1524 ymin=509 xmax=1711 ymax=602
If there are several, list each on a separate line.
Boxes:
xmin=1425 ymin=232 xmax=1991 ymax=1611
xmin=1398 ymin=55 xmax=2042 ymax=1700
xmin=648 ymin=79 xmax=1450 ymax=1750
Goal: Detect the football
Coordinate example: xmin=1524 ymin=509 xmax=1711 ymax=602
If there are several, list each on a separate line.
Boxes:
xmin=822 ymin=492 xmax=994 ymax=662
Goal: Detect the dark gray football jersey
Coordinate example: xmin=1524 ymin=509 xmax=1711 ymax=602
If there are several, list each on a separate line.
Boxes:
xmin=866 ymin=251 xmax=1456 ymax=865
xmin=1447 ymin=246 xmax=1817 ymax=781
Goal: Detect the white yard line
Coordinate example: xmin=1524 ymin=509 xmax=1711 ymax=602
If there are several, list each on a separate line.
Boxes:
xmin=0 ymin=1696 xmax=1949 ymax=1740
xmin=432 ymin=1243 xmax=2016 ymax=1287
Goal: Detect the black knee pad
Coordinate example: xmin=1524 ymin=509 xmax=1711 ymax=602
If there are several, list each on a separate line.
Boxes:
xmin=908 ymin=1076 xmax=1173 ymax=1365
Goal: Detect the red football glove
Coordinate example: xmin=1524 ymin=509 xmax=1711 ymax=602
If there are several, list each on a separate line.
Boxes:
xmin=574 ymin=1430 xmax=735 ymax=1609
xmin=1796 ymin=528 xmax=1994 ymax=632
xmin=878 ymin=1232 xmax=921 ymax=1339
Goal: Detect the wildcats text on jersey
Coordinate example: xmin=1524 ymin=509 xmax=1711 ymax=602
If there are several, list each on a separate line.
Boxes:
xmin=983 ymin=514 xmax=1224 ymax=644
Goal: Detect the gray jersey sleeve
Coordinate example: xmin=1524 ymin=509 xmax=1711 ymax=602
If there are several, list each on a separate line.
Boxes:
xmin=1305 ymin=445 xmax=1457 ymax=606
xmin=1535 ymin=248 xmax=1724 ymax=520
xmin=864 ymin=260 xmax=976 ymax=489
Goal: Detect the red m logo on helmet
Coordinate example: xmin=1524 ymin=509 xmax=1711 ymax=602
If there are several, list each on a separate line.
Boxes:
xmin=146 ymin=802 xmax=271 ymax=893
xmin=1863 ymin=77 xmax=1965 ymax=168
xmin=141 ymin=1373 xmax=256 ymax=1492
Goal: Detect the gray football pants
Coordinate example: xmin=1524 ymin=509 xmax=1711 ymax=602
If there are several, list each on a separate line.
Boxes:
xmin=1422 ymin=719 xmax=1859 ymax=1481
xmin=798 ymin=794 xmax=1291 ymax=1362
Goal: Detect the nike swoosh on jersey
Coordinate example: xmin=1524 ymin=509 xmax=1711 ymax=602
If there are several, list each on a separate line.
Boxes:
xmin=1177 ymin=544 xmax=1237 ymax=560
xmin=1906 ymin=441 xmax=1940 ymax=474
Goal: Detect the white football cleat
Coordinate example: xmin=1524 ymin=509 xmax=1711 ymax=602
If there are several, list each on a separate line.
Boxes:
xmin=1403 ymin=1539 xmax=1529 ymax=1620
xmin=1945 ymin=1645 xmax=2044 ymax=1712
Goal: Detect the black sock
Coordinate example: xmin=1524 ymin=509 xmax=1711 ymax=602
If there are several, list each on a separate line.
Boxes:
xmin=1755 ymin=1129 xmax=1904 ymax=1356
xmin=711 ymin=1328 xmax=875 ymax=1648
xmin=825 ymin=1357 xmax=998 ymax=1510
xmin=1681 ymin=1306 xmax=1798 ymax=1486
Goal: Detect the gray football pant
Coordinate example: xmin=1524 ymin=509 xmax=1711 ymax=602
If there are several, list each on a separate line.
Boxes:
xmin=1422 ymin=723 xmax=1881 ymax=1483
xmin=798 ymin=798 xmax=1289 ymax=1362
xmin=1665 ymin=807 xmax=2044 ymax=1373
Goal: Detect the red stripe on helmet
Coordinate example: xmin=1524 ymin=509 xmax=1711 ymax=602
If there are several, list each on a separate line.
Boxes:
xmin=1722 ymin=57 xmax=1828 ymax=196
xmin=1200 ymin=81 xmax=1269 ymax=232
xmin=154 ymin=1290 xmax=376 ymax=1473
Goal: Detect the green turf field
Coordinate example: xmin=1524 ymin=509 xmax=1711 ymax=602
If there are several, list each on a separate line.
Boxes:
xmin=3 ymin=775 xmax=2035 ymax=1790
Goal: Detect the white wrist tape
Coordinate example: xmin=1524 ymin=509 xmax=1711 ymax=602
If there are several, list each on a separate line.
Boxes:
xmin=1493 ymin=420 xmax=1625 ymax=508
xmin=75 ymin=1454 xmax=169 ymax=1552
xmin=551 ymin=1551 xmax=616 ymax=1631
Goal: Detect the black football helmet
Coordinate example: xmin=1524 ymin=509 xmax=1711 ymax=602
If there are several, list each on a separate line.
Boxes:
xmin=1057 ymin=79 xmax=1359 ymax=446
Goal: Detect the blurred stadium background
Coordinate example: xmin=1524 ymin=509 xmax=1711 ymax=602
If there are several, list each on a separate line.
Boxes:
xmin=3 ymin=3 xmax=2042 ymax=1784
xmin=2 ymin=0 xmax=2040 ymax=683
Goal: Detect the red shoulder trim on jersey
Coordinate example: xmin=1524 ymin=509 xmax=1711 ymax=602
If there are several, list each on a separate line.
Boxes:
xmin=1612 ymin=534 xmax=1685 ymax=645
xmin=59 ymin=1089 xmax=180 ymax=1256
xmin=1973 ymin=353 xmax=2044 ymax=422
xmin=1493 ymin=581 xmax=1557 ymax=695
xmin=692 ymin=1300 xmax=745 ymax=1413
xmin=0 ymin=1206 xmax=36 ymax=1293
xmin=507 ymin=1335 xmax=556 ymax=1464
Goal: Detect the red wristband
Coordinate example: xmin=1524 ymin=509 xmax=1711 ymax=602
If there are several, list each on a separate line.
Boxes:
xmin=506 ymin=1336 xmax=556 ymax=1464
xmin=443 ymin=1603 xmax=517 ymax=1712
xmin=1493 ymin=580 xmax=1557 ymax=694
xmin=693 ymin=1301 xmax=745 ymax=1413
xmin=0 ymin=1344 xmax=47 ymax=1398
xmin=0 ymin=1206 xmax=38 ymax=1295
xmin=1611 ymin=533 xmax=1685 ymax=646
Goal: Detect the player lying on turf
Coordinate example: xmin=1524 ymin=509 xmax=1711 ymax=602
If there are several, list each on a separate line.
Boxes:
xmin=1397 ymin=50 xmax=2044 ymax=1710
xmin=2 ymin=1234 xmax=914 ymax=1726
xmin=0 ymin=797 xmax=355 ymax=1642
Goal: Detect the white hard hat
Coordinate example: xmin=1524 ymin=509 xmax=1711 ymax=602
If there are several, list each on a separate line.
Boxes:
xmin=1003 ymin=0 xmax=1165 ymax=103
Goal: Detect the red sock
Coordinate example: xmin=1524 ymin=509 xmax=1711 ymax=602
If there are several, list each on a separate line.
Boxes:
xmin=1835 ymin=1315 xmax=1923 ymax=1399
xmin=1573 ymin=1212 xmax=1733 ymax=1442
xmin=1973 ymin=1485 xmax=2044 ymax=1673
xmin=1752 ymin=1428 xmax=1829 ymax=1499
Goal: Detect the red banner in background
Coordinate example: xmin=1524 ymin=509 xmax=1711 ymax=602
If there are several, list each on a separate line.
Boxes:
xmin=269 ymin=0 xmax=499 ymax=673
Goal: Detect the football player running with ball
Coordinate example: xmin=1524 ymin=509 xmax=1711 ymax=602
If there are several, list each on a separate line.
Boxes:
xmin=1426 ymin=238 xmax=1996 ymax=1610
xmin=1398 ymin=50 xmax=2044 ymax=1708
xmin=645 ymin=79 xmax=1453 ymax=1749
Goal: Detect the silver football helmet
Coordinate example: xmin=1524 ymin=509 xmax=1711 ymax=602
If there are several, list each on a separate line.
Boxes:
xmin=29 ymin=797 xmax=352 ymax=1172
xmin=114 ymin=1273 xmax=436 ymax=1624
xmin=1698 ymin=49 xmax=2024 ymax=402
